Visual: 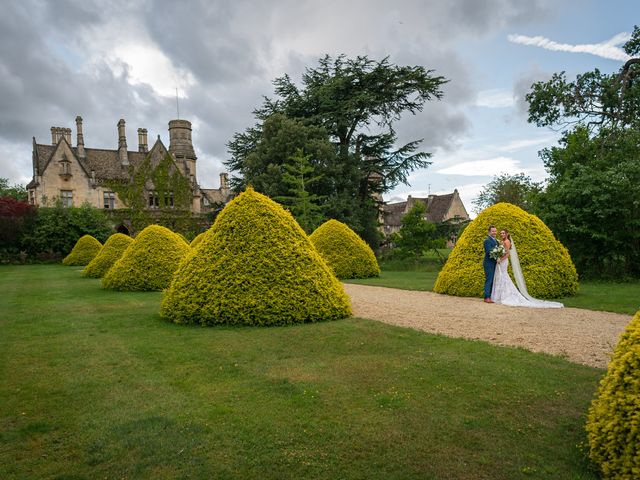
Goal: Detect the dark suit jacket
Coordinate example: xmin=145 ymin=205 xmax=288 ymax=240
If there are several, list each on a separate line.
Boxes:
xmin=483 ymin=236 xmax=498 ymax=264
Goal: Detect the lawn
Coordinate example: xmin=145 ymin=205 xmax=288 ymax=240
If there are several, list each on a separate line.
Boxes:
xmin=347 ymin=270 xmax=640 ymax=315
xmin=0 ymin=265 xmax=603 ymax=479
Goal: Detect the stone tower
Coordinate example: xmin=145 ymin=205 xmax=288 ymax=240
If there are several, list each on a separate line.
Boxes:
xmin=168 ymin=119 xmax=197 ymax=184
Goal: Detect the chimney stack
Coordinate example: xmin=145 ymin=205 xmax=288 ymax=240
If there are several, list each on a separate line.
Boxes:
xmin=63 ymin=128 xmax=72 ymax=145
xmin=220 ymin=172 xmax=229 ymax=191
xmin=51 ymin=127 xmax=62 ymax=144
xmin=76 ymin=116 xmax=86 ymax=158
xmin=137 ymin=128 xmax=148 ymax=153
xmin=117 ymin=119 xmax=129 ymax=165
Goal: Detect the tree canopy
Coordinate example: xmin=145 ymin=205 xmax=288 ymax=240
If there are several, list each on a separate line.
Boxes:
xmin=226 ymin=55 xmax=447 ymax=246
xmin=473 ymin=173 xmax=542 ymax=213
xmin=527 ymin=26 xmax=640 ymax=131
xmin=526 ymin=26 xmax=640 ymax=278
xmin=0 ymin=178 xmax=27 ymax=201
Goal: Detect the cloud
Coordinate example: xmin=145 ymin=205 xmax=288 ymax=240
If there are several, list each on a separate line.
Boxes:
xmin=475 ymin=89 xmax=515 ymax=108
xmin=512 ymin=66 xmax=553 ymax=118
xmin=0 ymin=0 xmax=556 ymax=188
xmin=436 ymin=157 xmax=526 ymax=176
xmin=507 ymin=31 xmax=631 ymax=61
xmin=494 ymin=135 xmax=556 ymax=152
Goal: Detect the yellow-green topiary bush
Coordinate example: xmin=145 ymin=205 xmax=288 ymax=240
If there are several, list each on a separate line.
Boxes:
xmin=310 ymin=219 xmax=380 ymax=279
xmin=190 ymin=232 xmax=205 ymax=248
xmin=62 ymin=235 xmax=103 ymax=266
xmin=102 ymin=225 xmax=190 ymax=291
xmin=586 ymin=310 xmax=640 ymax=479
xmin=161 ymin=187 xmax=351 ymax=326
xmin=434 ymin=202 xmax=578 ymax=298
xmin=82 ymin=233 xmax=133 ymax=278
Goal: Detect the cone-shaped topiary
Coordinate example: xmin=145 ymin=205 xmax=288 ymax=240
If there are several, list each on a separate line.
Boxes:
xmin=434 ymin=202 xmax=578 ymax=298
xmin=586 ymin=310 xmax=640 ymax=478
xmin=190 ymin=232 xmax=205 ymax=248
xmin=82 ymin=233 xmax=134 ymax=278
xmin=161 ymin=187 xmax=351 ymax=326
xmin=62 ymin=235 xmax=103 ymax=266
xmin=102 ymin=225 xmax=190 ymax=291
xmin=310 ymin=219 xmax=380 ymax=279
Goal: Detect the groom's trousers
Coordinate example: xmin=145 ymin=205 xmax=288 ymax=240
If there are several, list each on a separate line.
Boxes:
xmin=483 ymin=258 xmax=496 ymax=299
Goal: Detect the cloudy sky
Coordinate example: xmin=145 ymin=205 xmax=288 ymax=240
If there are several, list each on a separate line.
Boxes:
xmin=0 ymin=0 xmax=636 ymax=216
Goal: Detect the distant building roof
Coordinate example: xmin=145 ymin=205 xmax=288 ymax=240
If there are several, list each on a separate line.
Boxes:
xmin=382 ymin=189 xmax=469 ymax=233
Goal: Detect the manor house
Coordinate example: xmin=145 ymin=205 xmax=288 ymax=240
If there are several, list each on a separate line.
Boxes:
xmin=26 ymin=116 xmax=232 ymax=215
xmin=383 ymin=190 xmax=469 ymax=242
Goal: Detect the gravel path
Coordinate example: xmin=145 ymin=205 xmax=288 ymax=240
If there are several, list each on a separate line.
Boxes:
xmin=343 ymin=284 xmax=632 ymax=369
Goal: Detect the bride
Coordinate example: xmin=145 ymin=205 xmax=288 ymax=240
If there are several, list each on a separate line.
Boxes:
xmin=491 ymin=229 xmax=563 ymax=308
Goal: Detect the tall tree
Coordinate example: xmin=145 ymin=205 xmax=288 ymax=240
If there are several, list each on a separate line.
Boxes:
xmin=227 ymin=55 xmax=447 ymax=246
xmin=274 ymin=149 xmax=325 ymax=233
xmin=473 ymin=173 xmax=542 ymax=213
xmin=526 ymin=26 xmax=640 ymax=277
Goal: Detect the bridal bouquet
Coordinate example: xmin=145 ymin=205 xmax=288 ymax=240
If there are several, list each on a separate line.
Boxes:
xmin=489 ymin=244 xmax=506 ymax=261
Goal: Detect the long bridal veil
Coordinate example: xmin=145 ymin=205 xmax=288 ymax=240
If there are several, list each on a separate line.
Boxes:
xmin=509 ymin=238 xmax=564 ymax=308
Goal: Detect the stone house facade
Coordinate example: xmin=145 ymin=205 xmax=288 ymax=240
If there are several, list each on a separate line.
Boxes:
xmin=382 ymin=189 xmax=470 ymax=245
xmin=26 ymin=116 xmax=232 ymax=217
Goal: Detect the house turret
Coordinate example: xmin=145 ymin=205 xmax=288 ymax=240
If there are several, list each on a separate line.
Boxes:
xmin=168 ymin=119 xmax=196 ymax=182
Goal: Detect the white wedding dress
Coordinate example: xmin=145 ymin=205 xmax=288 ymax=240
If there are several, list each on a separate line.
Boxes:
xmin=491 ymin=239 xmax=563 ymax=308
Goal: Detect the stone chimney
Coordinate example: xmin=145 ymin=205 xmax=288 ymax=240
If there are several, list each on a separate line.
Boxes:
xmin=117 ymin=119 xmax=128 ymax=166
xmin=76 ymin=116 xmax=86 ymax=159
xmin=63 ymin=128 xmax=72 ymax=145
xmin=51 ymin=127 xmax=62 ymax=144
xmin=220 ymin=172 xmax=229 ymax=191
xmin=137 ymin=128 xmax=148 ymax=153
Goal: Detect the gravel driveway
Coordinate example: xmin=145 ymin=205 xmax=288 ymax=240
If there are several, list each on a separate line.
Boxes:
xmin=343 ymin=284 xmax=632 ymax=369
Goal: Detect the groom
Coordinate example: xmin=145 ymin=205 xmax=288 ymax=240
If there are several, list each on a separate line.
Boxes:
xmin=483 ymin=225 xmax=498 ymax=303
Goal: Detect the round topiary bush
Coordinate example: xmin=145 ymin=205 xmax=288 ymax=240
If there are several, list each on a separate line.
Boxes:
xmin=102 ymin=225 xmax=190 ymax=291
xmin=586 ymin=310 xmax=640 ymax=478
xmin=161 ymin=187 xmax=351 ymax=326
xmin=310 ymin=219 xmax=380 ymax=279
xmin=62 ymin=235 xmax=103 ymax=266
xmin=190 ymin=232 xmax=205 ymax=248
xmin=434 ymin=202 xmax=578 ymax=298
xmin=82 ymin=233 xmax=134 ymax=278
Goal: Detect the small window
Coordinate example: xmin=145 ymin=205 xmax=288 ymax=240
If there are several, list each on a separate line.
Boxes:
xmin=60 ymin=190 xmax=73 ymax=208
xmin=164 ymin=192 xmax=174 ymax=208
xmin=103 ymin=191 xmax=115 ymax=209
xmin=148 ymin=192 xmax=159 ymax=208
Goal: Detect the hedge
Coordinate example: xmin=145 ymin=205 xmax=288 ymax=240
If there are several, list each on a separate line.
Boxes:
xmin=102 ymin=225 xmax=190 ymax=291
xmin=434 ymin=202 xmax=578 ymax=298
xmin=190 ymin=232 xmax=205 ymax=248
xmin=586 ymin=310 xmax=640 ymax=478
xmin=82 ymin=233 xmax=133 ymax=278
xmin=161 ymin=187 xmax=351 ymax=326
xmin=62 ymin=235 xmax=102 ymax=266
xmin=310 ymin=219 xmax=380 ymax=279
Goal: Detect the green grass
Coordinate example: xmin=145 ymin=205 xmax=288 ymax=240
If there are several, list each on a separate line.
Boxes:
xmin=0 ymin=265 xmax=603 ymax=479
xmin=347 ymin=270 xmax=639 ymax=315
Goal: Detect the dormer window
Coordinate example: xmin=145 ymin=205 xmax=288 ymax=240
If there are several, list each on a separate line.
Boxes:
xmin=59 ymin=154 xmax=72 ymax=180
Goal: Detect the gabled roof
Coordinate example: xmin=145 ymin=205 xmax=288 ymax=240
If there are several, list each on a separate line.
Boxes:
xmin=32 ymin=139 xmax=168 ymax=182
xmin=383 ymin=190 xmax=466 ymax=227
xmin=424 ymin=192 xmax=455 ymax=223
